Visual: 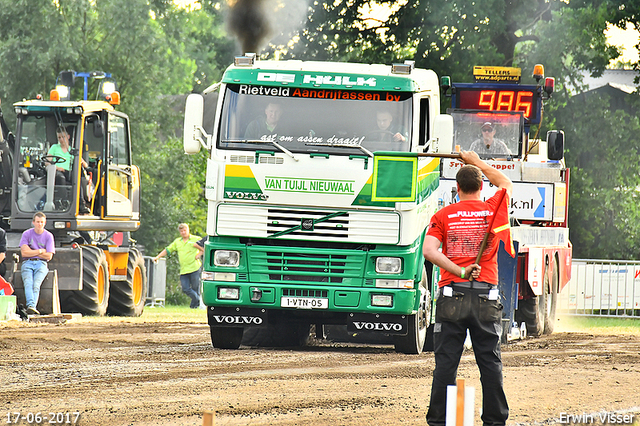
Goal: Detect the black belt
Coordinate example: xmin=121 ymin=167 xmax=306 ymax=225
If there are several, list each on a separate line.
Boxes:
xmin=449 ymin=281 xmax=496 ymax=290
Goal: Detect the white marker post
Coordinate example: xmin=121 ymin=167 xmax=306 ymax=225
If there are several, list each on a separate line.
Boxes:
xmin=445 ymin=379 xmax=475 ymax=426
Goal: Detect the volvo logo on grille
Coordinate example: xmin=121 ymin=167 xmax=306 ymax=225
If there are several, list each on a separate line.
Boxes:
xmin=353 ymin=321 xmax=403 ymax=332
xmin=225 ymin=191 xmax=269 ymax=201
xmin=212 ymin=315 xmax=263 ymax=325
xmin=301 ymin=218 xmax=314 ymax=231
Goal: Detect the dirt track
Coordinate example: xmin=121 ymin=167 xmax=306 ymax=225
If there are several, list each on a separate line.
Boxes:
xmin=1 ymin=316 xmax=639 ymax=426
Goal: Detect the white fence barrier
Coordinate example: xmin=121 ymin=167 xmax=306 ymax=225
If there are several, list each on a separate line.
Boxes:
xmin=558 ymin=259 xmax=640 ymax=317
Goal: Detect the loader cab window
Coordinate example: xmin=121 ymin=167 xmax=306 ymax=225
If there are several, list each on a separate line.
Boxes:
xmin=108 ymin=114 xmax=129 ymax=166
xmin=83 ymin=115 xmax=105 ymax=167
xmin=15 ymin=114 xmax=81 ymax=213
xmin=104 ymin=113 xmax=134 ymax=218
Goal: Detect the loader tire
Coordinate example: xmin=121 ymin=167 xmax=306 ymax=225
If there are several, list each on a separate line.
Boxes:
xmin=59 ymin=245 xmax=109 ymax=316
xmin=108 ymin=248 xmax=147 ymax=317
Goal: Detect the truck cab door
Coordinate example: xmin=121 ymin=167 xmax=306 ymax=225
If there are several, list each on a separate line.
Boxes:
xmin=104 ymin=112 xmax=138 ymax=218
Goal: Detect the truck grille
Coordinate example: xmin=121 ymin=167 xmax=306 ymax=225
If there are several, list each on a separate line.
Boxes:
xmin=282 ymin=288 xmax=328 ymax=298
xmin=248 ymin=246 xmax=365 ymax=286
xmin=267 ymin=209 xmax=349 ymax=238
xmin=217 ymin=204 xmax=399 ymax=244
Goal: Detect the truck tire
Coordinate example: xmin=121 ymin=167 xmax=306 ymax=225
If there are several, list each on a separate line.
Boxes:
xmin=423 ymin=323 xmax=435 ymax=352
xmin=210 ymin=326 xmax=243 ymax=349
xmin=543 ymin=258 xmax=559 ymax=335
xmin=242 ymin=322 xmax=311 ymax=347
xmin=107 ymin=248 xmax=147 ymax=317
xmin=393 ymin=271 xmax=431 ymax=354
xmin=59 ymin=245 xmax=109 ymax=316
xmin=516 ymin=293 xmax=544 ymax=337
xmin=516 ymin=259 xmax=550 ymax=338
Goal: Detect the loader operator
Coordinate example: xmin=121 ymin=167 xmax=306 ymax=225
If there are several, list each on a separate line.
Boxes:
xmin=47 ymin=126 xmax=90 ymax=214
xmin=422 ymin=150 xmax=511 ymax=426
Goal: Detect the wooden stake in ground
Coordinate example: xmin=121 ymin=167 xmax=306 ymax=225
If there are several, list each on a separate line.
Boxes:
xmin=202 ymin=411 xmax=215 ymax=426
xmin=456 ymin=379 xmax=465 ymax=426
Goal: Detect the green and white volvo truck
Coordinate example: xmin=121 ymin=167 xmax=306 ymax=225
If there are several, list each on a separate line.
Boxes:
xmin=183 ymin=55 xmax=455 ymax=353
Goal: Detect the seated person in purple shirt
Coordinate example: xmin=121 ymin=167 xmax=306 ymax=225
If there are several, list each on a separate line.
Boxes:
xmin=19 ymin=211 xmax=55 ymax=315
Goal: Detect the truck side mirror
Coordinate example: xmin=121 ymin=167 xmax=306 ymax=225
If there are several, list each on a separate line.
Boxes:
xmin=431 ymin=114 xmax=454 ymax=154
xmin=184 ymin=94 xmax=205 ymax=154
xmin=547 ymin=130 xmax=564 ymax=161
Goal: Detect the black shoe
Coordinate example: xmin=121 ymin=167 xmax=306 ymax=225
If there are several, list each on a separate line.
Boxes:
xmin=26 ymin=307 xmax=40 ymax=315
xmin=79 ymin=205 xmax=90 ymax=215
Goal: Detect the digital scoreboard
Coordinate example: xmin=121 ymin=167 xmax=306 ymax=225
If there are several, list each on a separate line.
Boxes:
xmin=452 ymin=83 xmax=542 ymax=123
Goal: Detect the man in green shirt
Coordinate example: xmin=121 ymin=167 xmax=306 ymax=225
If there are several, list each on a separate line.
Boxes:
xmin=153 ymin=223 xmax=202 ymax=308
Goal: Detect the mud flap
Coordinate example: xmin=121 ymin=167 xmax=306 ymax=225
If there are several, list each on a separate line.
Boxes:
xmin=207 ymin=306 xmax=268 ymax=328
xmin=347 ymin=313 xmax=409 ymax=335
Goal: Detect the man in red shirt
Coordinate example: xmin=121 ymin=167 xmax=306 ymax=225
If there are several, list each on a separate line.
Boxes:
xmin=423 ymin=150 xmax=512 ymax=426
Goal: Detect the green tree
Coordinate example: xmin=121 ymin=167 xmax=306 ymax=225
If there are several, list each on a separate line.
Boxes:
xmin=555 ymin=92 xmax=640 ymax=259
xmin=0 ymin=0 xmax=236 ymax=303
xmin=270 ymin=1 xmax=621 ymax=82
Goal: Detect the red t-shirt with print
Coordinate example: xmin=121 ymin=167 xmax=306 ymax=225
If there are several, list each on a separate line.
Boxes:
xmin=426 ymin=190 xmax=507 ymax=287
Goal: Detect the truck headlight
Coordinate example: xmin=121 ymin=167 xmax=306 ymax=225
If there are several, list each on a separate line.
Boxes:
xmin=218 ymin=287 xmax=240 ymax=300
xmin=376 ymin=257 xmax=402 ymax=274
xmin=371 ymin=294 xmax=393 ymax=307
xmin=214 ymin=250 xmax=240 ymax=267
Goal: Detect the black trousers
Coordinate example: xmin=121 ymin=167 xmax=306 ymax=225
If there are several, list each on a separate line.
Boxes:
xmin=426 ymin=285 xmax=509 ymax=426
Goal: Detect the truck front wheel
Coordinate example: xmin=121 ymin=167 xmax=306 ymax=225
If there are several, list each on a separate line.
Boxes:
xmin=516 ymin=293 xmax=544 ymax=337
xmin=542 ymin=258 xmax=559 ymax=335
xmin=393 ymin=271 xmax=431 ymax=354
xmin=516 ymin=260 xmax=557 ymax=337
xmin=210 ymin=327 xmax=243 ymax=349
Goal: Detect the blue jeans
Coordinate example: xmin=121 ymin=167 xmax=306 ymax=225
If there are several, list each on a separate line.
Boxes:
xmin=180 ymin=269 xmax=201 ymax=308
xmin=21 ymin=259 xmax=49 ymax=309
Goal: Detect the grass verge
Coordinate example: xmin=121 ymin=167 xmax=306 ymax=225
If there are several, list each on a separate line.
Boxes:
xmin=72 ymin=304 xmax=208 ymax=324
xmin=557 ymin=314 xmax=640 ymax=334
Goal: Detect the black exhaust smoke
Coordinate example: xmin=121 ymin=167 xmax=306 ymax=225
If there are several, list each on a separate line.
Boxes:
xmin=227 ymin=0 xmax=272 ymax=54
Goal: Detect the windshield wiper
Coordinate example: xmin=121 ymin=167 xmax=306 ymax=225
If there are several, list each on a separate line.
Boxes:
xmin=221 ymin=139 xmax=298 ymax=161
xmin=305 ymin=141 xmax=373 ymax=157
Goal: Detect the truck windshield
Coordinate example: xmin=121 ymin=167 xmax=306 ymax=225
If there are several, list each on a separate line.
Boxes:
xmin=217 ymin=84 xmax=413 ymax=155
xmin=451 ymin=110 xmax=524 ymax=159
